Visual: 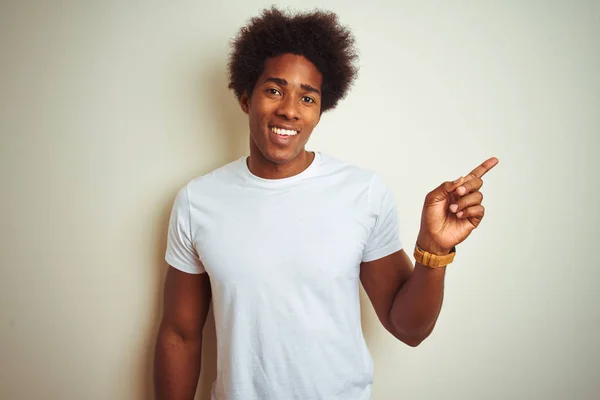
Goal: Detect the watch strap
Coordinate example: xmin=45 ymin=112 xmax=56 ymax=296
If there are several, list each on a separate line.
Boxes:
xmin=414 ymin=245 xmax=456 ymax=268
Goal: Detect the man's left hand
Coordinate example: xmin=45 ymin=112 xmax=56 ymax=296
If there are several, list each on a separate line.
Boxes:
xmin=416 ymin=157 xmax=499 ymax=255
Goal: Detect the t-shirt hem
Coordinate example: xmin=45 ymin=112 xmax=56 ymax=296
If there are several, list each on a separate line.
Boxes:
xmin=361 ymin=241 xmax=403 ymax=263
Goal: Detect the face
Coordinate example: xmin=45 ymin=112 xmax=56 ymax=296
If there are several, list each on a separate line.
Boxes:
xmin=240 ymin=53 xmax=323 ymax=167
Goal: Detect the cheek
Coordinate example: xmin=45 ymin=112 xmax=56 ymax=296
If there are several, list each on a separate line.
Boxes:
xmin=247 ymin=108 xmax=261 ymax=130
xmin=249 ymin=103 xmax=269 ymax=127
xmin=307 ymin=113 xmax=321 ymax=130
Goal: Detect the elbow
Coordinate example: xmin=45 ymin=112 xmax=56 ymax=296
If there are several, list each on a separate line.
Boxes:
xmin=402 ymin=336 xmax=426 ymax=347
xmin=395 ymin=328 xmax=428 ymax=347
xmin=389 ymin=318 xmax=432 ymax=347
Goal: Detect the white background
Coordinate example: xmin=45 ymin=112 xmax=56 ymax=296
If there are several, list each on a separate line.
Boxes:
xmin=1 ymin=1 xmax=598 ymax=399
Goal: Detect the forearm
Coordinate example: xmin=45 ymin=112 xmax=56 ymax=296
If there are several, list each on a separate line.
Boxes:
xmin=154 ymin=325 xmax=203 ymax=400
xmin=389 ymin=262 xmax=446 ymax=346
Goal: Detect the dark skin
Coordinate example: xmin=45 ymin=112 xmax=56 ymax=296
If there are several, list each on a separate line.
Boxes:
xmin=154 ymin=268 xmax=211 ymax=400
xmin=240 ymin=53 xmax=323 ymax=179
xmin=361 ymin=158 xmax=498 ymax=346
xmin=153 ymin=52 xmax=498 ymax=398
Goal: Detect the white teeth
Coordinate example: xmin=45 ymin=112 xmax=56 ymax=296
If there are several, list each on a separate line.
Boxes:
xmin=271 ymin=127 xmax=298 ymax=136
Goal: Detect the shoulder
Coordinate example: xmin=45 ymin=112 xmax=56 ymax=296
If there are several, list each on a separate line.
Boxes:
xmin=317 ymin=153 xmax=397 ymax=215
xmin=181 ymin=157 xmax=245 ymax=196
xmin=317 ymin=152 xmax=387 ymax=192
xmin=317 ymin=152 xmax=376 ymax=184
xmin=167 ymin=157 xmax=246 ymax=209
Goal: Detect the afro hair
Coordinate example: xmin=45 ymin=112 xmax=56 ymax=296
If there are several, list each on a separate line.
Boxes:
xmin=227 ymin=6 xmax=359 ymax=113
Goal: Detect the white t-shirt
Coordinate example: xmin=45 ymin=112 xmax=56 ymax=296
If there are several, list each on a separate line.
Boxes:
xmin=165 ymin=151 xmax=402 ymax=400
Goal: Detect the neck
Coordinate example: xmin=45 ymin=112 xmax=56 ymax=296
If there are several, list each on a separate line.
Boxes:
xmin=247 ymin=148 xmax=315 ymax=180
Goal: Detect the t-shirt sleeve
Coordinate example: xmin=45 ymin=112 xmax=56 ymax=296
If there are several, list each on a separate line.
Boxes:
xmin=165 ymin=185 xmax=206 ymax=274
xmin=362 ymin=173 xmax=403 ymax=263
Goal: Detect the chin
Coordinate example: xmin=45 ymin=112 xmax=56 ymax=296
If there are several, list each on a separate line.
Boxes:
xmin=261 ymin=146 xmax=301 ymax=165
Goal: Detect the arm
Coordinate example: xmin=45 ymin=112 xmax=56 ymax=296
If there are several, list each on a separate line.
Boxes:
xmin=154 ymin=266 xmax=212 ymax=400
xmin=361 ymin=157 xmax=498 ymax=347
xmin=360 ymin=249 xmax=445 ymax=347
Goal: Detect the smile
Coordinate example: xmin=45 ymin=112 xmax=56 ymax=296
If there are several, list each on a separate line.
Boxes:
xmin=270 ymin=126 xmax=299 ymax=136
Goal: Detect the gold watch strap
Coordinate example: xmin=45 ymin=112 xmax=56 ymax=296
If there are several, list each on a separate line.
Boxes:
xmin=414 ymin=245 xmax=456 ymax=268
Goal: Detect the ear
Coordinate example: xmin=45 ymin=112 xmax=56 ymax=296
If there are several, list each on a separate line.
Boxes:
xmin=239 ymin=90 xmax=250 ymax=114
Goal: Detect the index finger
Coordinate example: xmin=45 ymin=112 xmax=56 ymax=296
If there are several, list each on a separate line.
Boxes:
xmin=468 ymin=157 xmax=499 ymax=178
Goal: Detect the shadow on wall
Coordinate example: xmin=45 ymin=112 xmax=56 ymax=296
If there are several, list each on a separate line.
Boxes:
xmin=141 ymin=62 xmax=248 ymax=400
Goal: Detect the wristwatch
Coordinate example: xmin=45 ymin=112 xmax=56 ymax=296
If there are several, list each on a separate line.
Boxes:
xmin=414 ymin=245 xmax=456 ymax=268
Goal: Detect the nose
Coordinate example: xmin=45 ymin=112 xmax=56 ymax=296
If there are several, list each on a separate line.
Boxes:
xmin=276 ymin=95 xmax=299 ymax=120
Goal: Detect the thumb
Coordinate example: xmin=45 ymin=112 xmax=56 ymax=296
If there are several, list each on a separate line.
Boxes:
xmin=426 ymin=176 xmax=464 ymax=203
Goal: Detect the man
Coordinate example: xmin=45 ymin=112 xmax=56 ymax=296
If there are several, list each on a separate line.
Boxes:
xmin=154 ymin=7 xmax=498 ymax=400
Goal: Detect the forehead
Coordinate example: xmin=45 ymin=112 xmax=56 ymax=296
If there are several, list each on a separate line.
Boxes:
xmin=260 ymin=53 xmax=323 ymax=89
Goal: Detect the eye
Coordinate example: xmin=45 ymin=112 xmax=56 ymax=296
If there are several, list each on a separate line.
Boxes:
xmin=302 ymin=96 xmax=315 ymax=104
xmin=266 ymin=88 xmax=281 ymax=96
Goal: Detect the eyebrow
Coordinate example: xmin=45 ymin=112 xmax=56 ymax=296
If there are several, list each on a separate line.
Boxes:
xmin=264 ymin=77 xmax=321 ymax=96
